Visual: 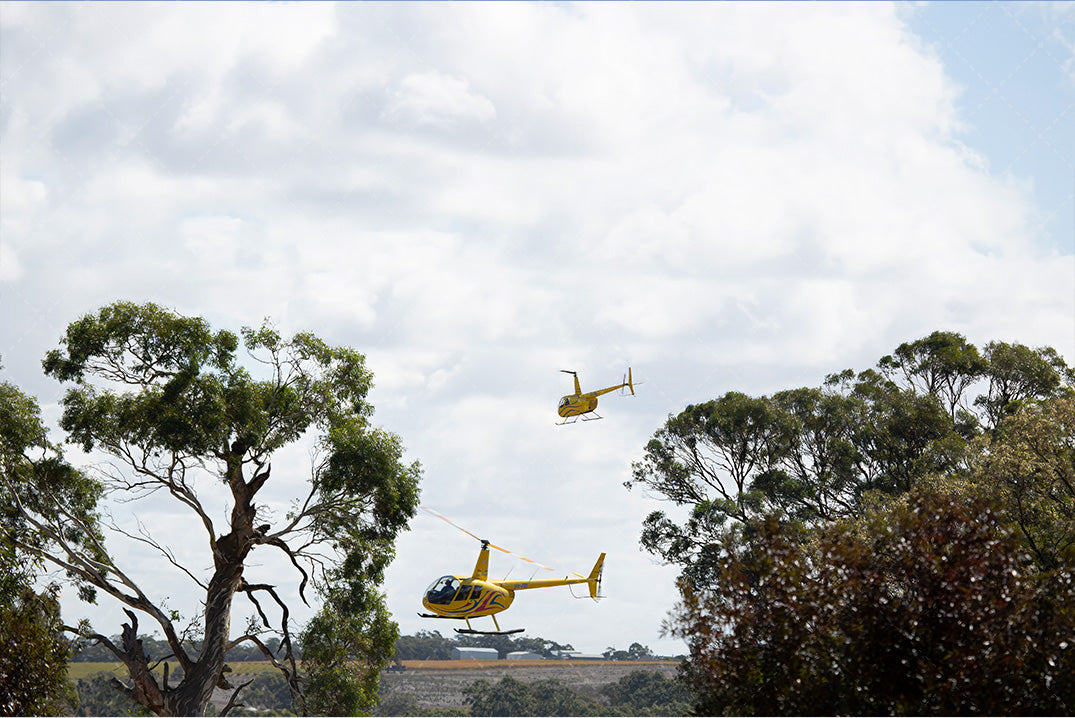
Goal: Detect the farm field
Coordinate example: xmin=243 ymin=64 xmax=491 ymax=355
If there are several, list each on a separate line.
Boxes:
xmin=70 ymin=659 xmax=681 ymax=713
xmin=67 ymin=661 xmax=284 ymax=681
xmin=383 ymin=660 xmax=681 ymax=710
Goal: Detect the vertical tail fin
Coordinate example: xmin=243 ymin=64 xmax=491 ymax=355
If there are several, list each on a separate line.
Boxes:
xmin=587 ymin=553 xmax=605 ymax=599
xmin=628 ymin=367 xmax=634 ymax=395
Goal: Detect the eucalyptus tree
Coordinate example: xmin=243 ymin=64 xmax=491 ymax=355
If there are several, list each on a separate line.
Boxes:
xmin=630 ymin=331 xmax=1073 ymax=582
xmin=4 ymin=302 xmax=421 ymax=716
xmin=877 ymin=330 xmax=986 ymax=420
xmin=976 ymin=340 xmax=1075 ymax=429
xmin=630 ymin=331 xmax=1074 ymax=712
xmin=628 ymin=392 xmax=796 ymax=582
xmin=2 ymin=369 xmax=102 ymax=715
xmin=628 ymin=371 xmax=962 ymax=581
xmin=971 ymin=395 xmax=1075 ymax=571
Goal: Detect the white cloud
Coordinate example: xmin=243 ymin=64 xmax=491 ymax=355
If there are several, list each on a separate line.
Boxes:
xmin=385 ymin=71 xmax=497 ymax=128
xmin=0 ymin=241 xmax=24 ymax=282
xmin=3 ymin=1 xmax=1072 ymax=655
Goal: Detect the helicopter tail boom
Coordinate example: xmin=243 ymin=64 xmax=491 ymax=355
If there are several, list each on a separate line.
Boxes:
xmin=495 ymin=552 xmax=606 ymax=595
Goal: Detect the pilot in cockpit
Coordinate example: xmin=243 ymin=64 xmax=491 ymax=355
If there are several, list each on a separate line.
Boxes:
xmin=426 ymin=576 xmax=461 ymax=604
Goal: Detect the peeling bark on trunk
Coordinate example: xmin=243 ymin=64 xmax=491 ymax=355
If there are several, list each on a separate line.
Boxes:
xmin=164 ymin=565 xmax=244 ymax=715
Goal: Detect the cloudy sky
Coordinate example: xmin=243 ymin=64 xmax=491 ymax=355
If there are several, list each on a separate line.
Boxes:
xmin=2 ymin=2 xmax=1073 ymax=657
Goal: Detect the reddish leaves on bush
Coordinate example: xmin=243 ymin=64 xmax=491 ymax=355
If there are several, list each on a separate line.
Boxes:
xmin=671 ymin=492 xmax=1075 ymax=715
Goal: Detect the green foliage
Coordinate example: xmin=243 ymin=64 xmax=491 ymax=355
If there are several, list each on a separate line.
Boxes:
xmin=1 ymin=376 xmax=105 ymax=603
xmin=599 ymin=670 xmax=690 ymax=715
xmin=1 ymin=368 xmax=103 ymax=715
xmin=394 ymin=630 xmax=455 ymax=660
xmin=971 ymin=395 xmax=1075 ymax=571
xmin=602 ymin=642 xmax=653 ymax=661
xmin=0 ymin=583 xmax=75 ymax=716
xmin=975 ymin=340 xmax=1075 ymax=429
xmin=632 ymin=332 xmax=1075 ymax=714
xmin=629 ymin=331 xmax=1073 ymax=582
xmin=301 ymin=591 xmax=399 ymax=716
xmin=670 ymin=490 xmax=1075 ymax=715
xmin=458 ymin=671 xmax=688 ymax=717
xmin=13 ymin=302 xmax=422 ymax=716
xmin=301 ymin=410 xmax=420 ymax=714
xmin=878 ymin=330 xmax=986 ymax=418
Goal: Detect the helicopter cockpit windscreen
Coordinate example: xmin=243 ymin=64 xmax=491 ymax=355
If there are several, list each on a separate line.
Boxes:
xmin=424 ymin=576 xmax=461 ymax=605
xmin=558 ymin=396 xmax=570 ymax=408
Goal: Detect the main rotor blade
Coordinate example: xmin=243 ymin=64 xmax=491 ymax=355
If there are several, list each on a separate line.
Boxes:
xmin=420 ymin=506 xmax=554 ymax=571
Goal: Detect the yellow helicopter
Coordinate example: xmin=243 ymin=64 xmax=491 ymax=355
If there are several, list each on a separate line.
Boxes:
xmin=418 ymin=507 xmax=605 ymax=635
xmin=557 ymin=367 xmax=639 ymax=424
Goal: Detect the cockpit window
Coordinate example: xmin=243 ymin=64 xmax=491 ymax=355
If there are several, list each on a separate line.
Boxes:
xmin=424 ymin=576 xmax=461 ymax=605
xmin=558 ymin=396 xmax=570 ymax=408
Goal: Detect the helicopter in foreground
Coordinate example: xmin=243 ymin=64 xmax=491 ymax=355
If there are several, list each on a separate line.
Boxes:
xmin=418 ymin=507 xmax=605 ymax=635
xmin=557 ymin=367 xmax=639 ymax=424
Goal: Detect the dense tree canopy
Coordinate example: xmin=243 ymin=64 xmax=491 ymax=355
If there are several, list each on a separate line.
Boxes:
xmin=970 ymin=394 xmax=1075 ymax=571
xmin=4 ymin=302 xmax=421 ymax=716
xmin=628 ymin=331 xmax=1074 ymax=582
xmin=629 ymin=331 xmax=1075 ymax=714
xmin=670 ymin=490 xmax=1075 ymax=715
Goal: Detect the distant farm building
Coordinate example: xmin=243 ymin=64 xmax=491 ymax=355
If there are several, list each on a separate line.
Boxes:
xmin=506 ymin=651 xmax=544 ymax=660
xmin=451 ymin=647 xmax=499 ymax=661
xmin=551 ymin=650 xmax=605 ymax=661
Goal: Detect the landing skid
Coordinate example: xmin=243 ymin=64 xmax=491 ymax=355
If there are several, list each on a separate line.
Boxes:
xmin=455 ymin=627 xmax=525 ymax=636
xmin=556 ymin=413 xmax=603 ymax=425
xmin=422 ymin=613 xmax=522 ymax=636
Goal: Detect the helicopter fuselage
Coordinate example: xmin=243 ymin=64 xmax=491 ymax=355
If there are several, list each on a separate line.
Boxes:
xmin=422 ymin=576 xmax=515 ymax=619
xmin=557 ymin=393 xmax=599 ymax=418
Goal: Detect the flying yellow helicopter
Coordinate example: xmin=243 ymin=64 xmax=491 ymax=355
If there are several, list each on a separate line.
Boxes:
xmin=418 ymin=507 xmax=605 ymax=635
xmin=557 ymin=367 xmax=639 ymax=424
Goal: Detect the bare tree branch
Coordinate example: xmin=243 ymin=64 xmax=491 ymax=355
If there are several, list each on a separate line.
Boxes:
xmin=237 ymin=581 xmax=307 ymax=714
xmin=6 ymin=479 xmax=196 ymax=674
xmin=219 ymin=678 xmax=254 ymax=718
xmin=261 ymin=538 xmax=311 ymax=605
xmin=107 ymin=515 xmax=209 ymax=591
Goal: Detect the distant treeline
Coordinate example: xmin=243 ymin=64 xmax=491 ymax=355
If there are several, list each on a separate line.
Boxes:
xmin=71 ymin=629 xmax=668 ymax=664
xmin=394 ymin=629 xmax=573 ymax=661
xmin=394 ymin=630 xmax=676 ymax=661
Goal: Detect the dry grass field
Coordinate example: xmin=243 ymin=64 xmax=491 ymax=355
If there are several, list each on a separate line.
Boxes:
xmin=382 ymin=660 xmax=681 ymax=710
xmin=70 ymin=658 xmax=681 ymax=713
xmin=67 ymin=660 xmax=284 ymax=681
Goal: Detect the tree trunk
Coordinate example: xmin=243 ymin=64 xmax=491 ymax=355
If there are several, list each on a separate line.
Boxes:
xmin=165 ymin=563 xmax=244 ymax=715
xmin=163 ymin=448 xmax=257 ymax=716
